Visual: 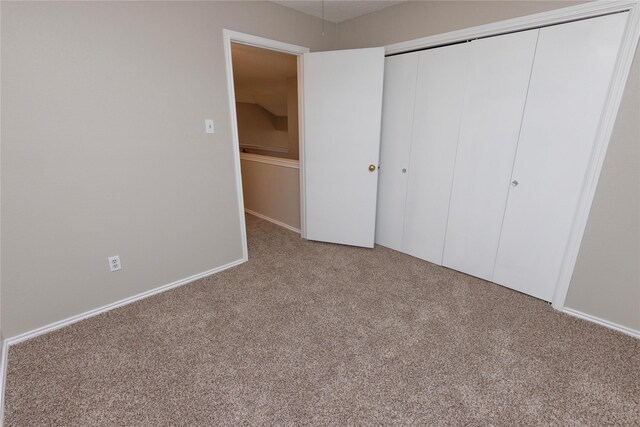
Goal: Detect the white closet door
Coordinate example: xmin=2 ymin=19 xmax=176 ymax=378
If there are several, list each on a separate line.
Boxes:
xmin=402 ymin=43 xmax=469 ymax=264
xmin=442 ymin=30 xmax=538 ymax=280
xmin=303 ymin=48 xmax=385 ymax=248
xmin=375 ymin=53 xmax=419 ymax=251
xmin=493 ymin=13 xmax=629 ymax=301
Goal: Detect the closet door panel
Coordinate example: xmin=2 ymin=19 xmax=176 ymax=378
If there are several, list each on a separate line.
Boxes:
xmin=493 ymin=13 xmax=629 ymax=301
xmin=375 ymin=53 xmax=420 ymax=251
xmin=402 ymin=43 xmax=469 ymax=264
xmin=442 ymin=30 xmax=539 ymax=280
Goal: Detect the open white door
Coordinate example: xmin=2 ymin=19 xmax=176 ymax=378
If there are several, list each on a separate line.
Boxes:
xmin=302 ymin=47 xmax=385 ymax=248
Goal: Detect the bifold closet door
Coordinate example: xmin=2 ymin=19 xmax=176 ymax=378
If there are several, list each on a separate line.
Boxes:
xmin=442 ymin=30 xmax=538 ymax=281
xmin=493 ymin=13 xmax=629 ymax=301
xmin=375 ymin=53 xmax=419 ymax=251
xmin=402 ymin=43 xmax=469 ymax=264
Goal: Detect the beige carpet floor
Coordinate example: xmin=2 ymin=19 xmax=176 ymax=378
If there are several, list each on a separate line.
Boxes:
xmin=4 ymin=214 xmax=640 ymax=426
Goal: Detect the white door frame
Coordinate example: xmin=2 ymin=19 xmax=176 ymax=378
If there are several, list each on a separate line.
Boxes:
xmin=384 ymin=0 xmax=640 ymax=312
xmin=222 ymin=30 xmax=310 ymax=260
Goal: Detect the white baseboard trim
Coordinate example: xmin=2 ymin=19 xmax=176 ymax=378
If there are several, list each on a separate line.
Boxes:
xmin=244 ymin=208 xmax=301 ymax=234
xmin=6 ymin=257 xmax=246 ymax=347
xmin=0 ymin=257 xmax=247 ymax=424
xmin=562 ymin=307 xmax=640 ymax=339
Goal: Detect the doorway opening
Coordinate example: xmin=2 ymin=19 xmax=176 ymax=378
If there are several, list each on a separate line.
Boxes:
xmin=223 ymin=31 xmax=309 ymax=260
xmin=233 ymin=43 xmax=299 ymax=161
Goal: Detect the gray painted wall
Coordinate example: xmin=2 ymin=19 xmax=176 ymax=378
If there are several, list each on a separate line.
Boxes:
xmin=240 ymin=158 xmax=301 ymax=231
xmin=565 ymin=50 xmax=640 ymax=331
xmin=0 ymin=1 xmax=336 ymax=338
xmin=236 ymin=102 xmax=290 ymax=155
xmin=336 ymin=0 xmax=639 ymax=332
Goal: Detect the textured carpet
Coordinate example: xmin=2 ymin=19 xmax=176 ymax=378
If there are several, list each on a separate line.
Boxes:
xmin=4 ymin=214 xmax=640 ymax=426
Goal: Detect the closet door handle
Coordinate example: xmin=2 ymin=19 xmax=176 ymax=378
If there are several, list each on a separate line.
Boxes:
xmin=511 ymin=180 xmax=519 ymax=187
xmin=369 ymin=164 xmax=376 ymax=172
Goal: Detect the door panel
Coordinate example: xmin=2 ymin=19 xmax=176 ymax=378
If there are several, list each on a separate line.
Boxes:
xmin=402 ymin=43 xmax=470 ymax=265
xmin=303 ymin=48 xmax=385 ymax=248
xmin=493 ymin=13 xmax=629 ymax=301
xmin=375 ymin=52 xmax=420 ymax=251
xmin=442 ymin=30 xmax=539 ymax=280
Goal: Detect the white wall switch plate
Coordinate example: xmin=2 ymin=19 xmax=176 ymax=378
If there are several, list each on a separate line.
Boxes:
xmin=108 ymin=255 xmax=122 ymax=272
xmin=205 ymin=119 xmax=215 ymax=134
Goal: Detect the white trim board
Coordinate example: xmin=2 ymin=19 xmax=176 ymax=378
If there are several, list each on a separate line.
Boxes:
xmin=223 ymin=29 xmax=309 ymax=254
xmin=553 ymin=3 xmax=640 ymax=312
xmin=385 ymin=0 xmax=640 ymax=315
xmin=5 ymin=258 xmax=246 ymax=346
xmin=240 ymin=152 xmax=300 ymax=169
xmin=0 ymin=257 xmax=245 ymax=424
xmin=563 ymin=307 xmax=640 ymax=339
xmin=224 ymin=30 xmax=309 ymax=55
xmin=385 ymin=1 xmax=639 ymax=55
xmin=297 ymin=54 xmax=308 ymax=239
xmin=244 ymin=209 xmax=301 ymax=234
xmin=239 ymin=143 xmax=289 ymax=154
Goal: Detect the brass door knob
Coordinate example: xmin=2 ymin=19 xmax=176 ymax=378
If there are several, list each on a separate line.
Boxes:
xmin=369 ymin=164 xmax=376 ymax=172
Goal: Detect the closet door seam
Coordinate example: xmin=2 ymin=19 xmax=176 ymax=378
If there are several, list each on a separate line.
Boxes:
xmin=489 ymin=29 xmax=541 ymax=282
xmin=399 ymin=54 xmax=423 ymax=251
xmin=439 ymin=40 xmax=473 ymax=265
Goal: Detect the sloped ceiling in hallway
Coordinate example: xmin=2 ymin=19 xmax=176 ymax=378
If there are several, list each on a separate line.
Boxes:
xmin=232 ymin=43 xmax=297 ymax=117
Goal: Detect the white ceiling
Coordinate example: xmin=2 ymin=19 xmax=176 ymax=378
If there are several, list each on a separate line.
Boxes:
xmin=272 ymin=1 xmax=406 ymax=24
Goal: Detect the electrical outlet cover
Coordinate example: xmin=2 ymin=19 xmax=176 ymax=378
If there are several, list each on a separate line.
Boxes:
xmin=108 ymin=255 xmax=122 ymax=272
